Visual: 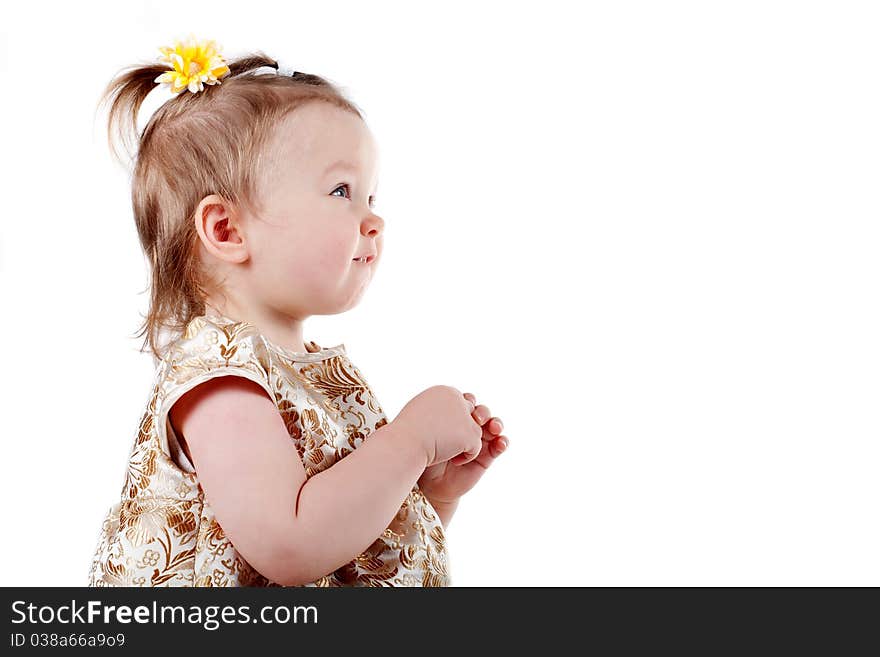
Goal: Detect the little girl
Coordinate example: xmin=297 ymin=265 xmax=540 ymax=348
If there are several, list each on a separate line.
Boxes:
xmin=87 ymin=37 xmax=510 ymax=587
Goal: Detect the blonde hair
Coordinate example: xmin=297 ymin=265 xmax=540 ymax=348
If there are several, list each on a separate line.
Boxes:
xmin=99 ymin=52 xmax=364 ymax=361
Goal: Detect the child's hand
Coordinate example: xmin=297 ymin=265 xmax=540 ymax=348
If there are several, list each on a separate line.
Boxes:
xmin=417 ymin=392 xmax=509 ymax=506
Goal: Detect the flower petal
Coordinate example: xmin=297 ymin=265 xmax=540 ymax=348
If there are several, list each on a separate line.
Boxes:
xmin=154 ymin=36 xmax=227 ymax=93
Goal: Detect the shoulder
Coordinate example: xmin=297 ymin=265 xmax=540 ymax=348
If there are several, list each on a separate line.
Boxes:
xmin=153 ymin=315 xmax=278 ymax=467
xmin=158 ymin=315 xmax=274 ymax=399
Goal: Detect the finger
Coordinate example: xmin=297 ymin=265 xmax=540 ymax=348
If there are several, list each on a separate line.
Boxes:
xmin=451 ymin=446 xmax=480 ymax=466
xmin=490 ymin=435 xmax=509 ymax=458
xmin=471 ymin=403 xmax=491 ymax=426
xmin=482 ymin=424 xmax=504 ymax=445
xmin=486 ymin=417 xmax=503 ymax=435
xmin=464 ymin=434 xmax=509 ymax=469
xmin=482 ymin=425 xmax=508 ymax=453
xmin=453 ymin=428 xmax=483 ymax=465
xmin=462 ymin=392 xmax=477 ymax=410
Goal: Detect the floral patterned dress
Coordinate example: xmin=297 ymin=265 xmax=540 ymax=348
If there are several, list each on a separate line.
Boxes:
xmin=87 ymin=314 xmax=450 ymax=587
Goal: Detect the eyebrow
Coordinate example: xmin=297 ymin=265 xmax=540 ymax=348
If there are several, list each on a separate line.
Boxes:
xmin=323 ymin=159 xmax=360 ymax=175
xmin=323 ymin=159 xmax=379 ymax=194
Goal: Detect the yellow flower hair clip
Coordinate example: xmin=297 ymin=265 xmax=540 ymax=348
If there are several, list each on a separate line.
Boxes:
xmin=154 ymin=35 xmax=231 ymax=95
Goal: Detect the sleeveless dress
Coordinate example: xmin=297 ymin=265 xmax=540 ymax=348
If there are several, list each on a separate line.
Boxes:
xmin=87 ymin=313 xmax=450 ymax=587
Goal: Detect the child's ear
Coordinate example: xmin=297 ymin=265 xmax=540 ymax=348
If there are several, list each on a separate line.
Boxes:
xmin=194 ymin=194 xmax=248 ymax=264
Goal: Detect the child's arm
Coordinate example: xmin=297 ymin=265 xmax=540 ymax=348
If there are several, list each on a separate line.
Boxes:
xmin=170 ymin=375 xmax=428 ymax=586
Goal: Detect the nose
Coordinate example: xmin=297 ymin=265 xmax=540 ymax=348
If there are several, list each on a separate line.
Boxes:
xmin=361 ymin=212 xmax=384 ymax=238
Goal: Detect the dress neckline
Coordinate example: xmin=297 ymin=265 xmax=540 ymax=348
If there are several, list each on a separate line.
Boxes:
xmin=202 ymin=313 xmax=346 ymax=362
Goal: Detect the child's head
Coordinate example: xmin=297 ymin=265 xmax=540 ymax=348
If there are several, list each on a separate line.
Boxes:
xmin=101 ymin=50 xmax=383 ymax=360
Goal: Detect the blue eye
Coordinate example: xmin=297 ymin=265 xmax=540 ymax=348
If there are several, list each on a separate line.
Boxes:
xmin=332 ymin=183 xmax=377 ymax=208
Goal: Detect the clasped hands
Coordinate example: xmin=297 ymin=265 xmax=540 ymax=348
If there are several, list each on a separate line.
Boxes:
xmin=416 ymin=391 xmax=509 ymax=507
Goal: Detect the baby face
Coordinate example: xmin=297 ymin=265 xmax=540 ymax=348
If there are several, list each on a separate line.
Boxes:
xmin=244 ymin=102 xmax=383 ymax=318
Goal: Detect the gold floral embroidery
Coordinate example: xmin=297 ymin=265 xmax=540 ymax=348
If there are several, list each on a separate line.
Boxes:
xmin=299 ymin=356 xmax=369 ymax=405
xmin=125 ymin=449 xmax=157 ymax=497
xmin=135 ymin=409 xmax=153 ymax=447
xmin=276 ymin=398 xmax=302 ymax=442
xmin=118 ymin=496 xmax=196 ymax=547
xmin=88 ymin=314 xmax=450 ymax=587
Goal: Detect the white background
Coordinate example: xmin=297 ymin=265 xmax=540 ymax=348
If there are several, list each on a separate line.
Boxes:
xmin=1 ymin=0 xmax=878 ymax=586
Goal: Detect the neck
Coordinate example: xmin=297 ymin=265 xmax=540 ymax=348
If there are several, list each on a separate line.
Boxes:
xmin=204 ymin=300 xmax=308 ymax=355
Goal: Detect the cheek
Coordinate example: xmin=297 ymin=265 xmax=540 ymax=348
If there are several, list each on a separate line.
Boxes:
xmin=280 ymin=233 xmax=349 ymax=281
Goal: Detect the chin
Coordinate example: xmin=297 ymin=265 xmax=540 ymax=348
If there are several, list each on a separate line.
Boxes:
xmin=323 ymin=293 xmax=365 ymax=315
